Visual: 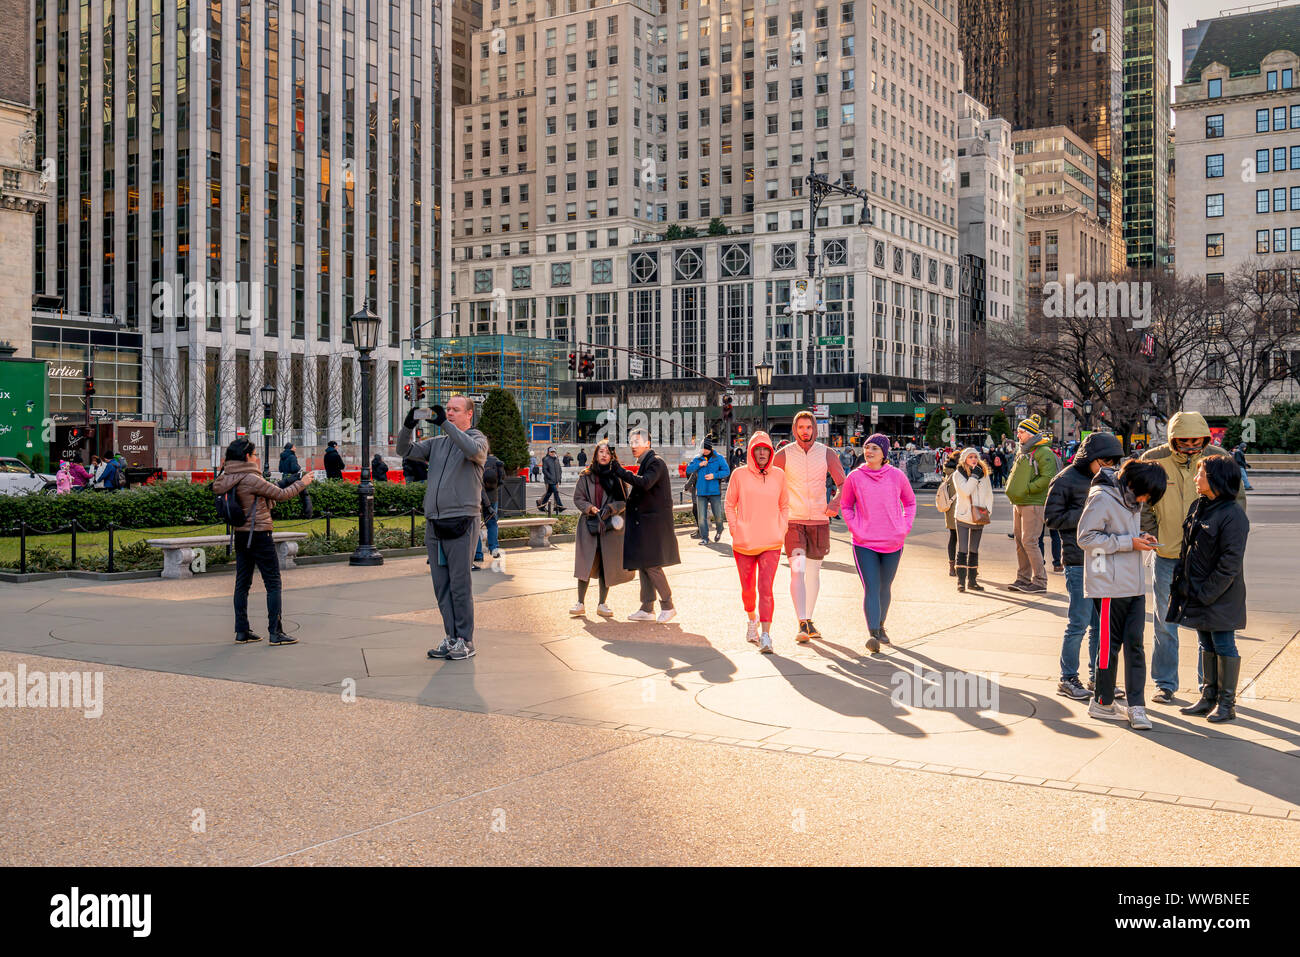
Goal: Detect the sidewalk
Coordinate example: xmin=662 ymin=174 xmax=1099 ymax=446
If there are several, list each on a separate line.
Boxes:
xmin=2 ymin=510 xmax=1297 ymax=864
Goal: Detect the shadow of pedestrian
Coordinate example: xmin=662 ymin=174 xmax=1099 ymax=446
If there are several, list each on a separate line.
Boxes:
xmin=580 ymin=620 xmax=737 ymax=689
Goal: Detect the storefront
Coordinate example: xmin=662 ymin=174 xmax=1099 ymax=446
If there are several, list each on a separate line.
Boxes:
xmin=31 ymin=322 xmax=143 ymax=422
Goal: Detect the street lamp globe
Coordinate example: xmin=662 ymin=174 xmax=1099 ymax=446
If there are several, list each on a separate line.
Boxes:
xmin=348 ymin=306 xmax=382 ymax=354
xmin=259 ymin=382 xmax=276 ymax=409
xmin=858 ymin=200 xmax=873 ymax=230
xmin=755 ymin=358 xmax=774 ymax=388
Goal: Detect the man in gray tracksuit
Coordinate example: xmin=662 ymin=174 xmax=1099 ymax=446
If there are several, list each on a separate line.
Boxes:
xmin=397 ymin=395 xmax=488 ymax=660
xmin=1077 ymin=460 xmax=1168 ymax=730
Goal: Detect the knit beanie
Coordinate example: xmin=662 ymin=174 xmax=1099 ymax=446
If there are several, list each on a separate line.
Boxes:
xmin=1018 ymin=413 xmax=1043 ymax=436
xmin=865 ymin=432 xmax=891 ymax=460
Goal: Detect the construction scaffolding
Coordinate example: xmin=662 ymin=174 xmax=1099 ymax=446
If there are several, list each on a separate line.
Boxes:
xmin=420 ymin=334 xmax=575 ymax=437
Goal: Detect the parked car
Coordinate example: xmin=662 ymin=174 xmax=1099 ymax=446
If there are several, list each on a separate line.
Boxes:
xmin=0 ymin=457 xmax=57 ymax=495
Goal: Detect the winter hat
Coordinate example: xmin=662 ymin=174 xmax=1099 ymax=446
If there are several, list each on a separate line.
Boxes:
xmin=865 ymin=432 xmax=891 ymax=460
xmin=959 ymin=447 xmax=982 ymax=468
xmin=702 ymin=439 xmax=713 ymax=451
xmin=1018 ymin=413 xmax=1043 ymax=436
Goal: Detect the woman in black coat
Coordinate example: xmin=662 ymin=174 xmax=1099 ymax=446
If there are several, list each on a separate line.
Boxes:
xmin=1168 ymin=455 xmax=1249 ymax=723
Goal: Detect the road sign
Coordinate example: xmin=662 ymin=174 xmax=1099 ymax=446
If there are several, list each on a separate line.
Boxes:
xmin=1015 ymin=403 xmax=1028 ymax=419
xmin=629 ymin=356 xmax=644 ymax=377
xmin=1063 ymin=399 xmax=1075 ymax=410
xmin=91 ymin=409 xmax=109 ymax=418
xmin=468 ymin=393 xmax=486 ymax=402
xmin=811 ymin=404 xmax=830 ymax=418
xmin=402 ymin=359 xmax=423 ymax=377
xmin=262 ymin=418 xmax=273 ymax=436
xmin=913 ymin=405 xmax=925 ymax=422
xmin=816 ymin=420 xmax=829 ymax=439
xmin=870 ymin=404 xmax=879 ymax=424
xmin=817 ymin=335 xmax=846 ymax=346
xmin=729 ymin=377 xmax=750 ymax=386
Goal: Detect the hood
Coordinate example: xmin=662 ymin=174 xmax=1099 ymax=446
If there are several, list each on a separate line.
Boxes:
xmin=941 ymin=450 xmax=960 ymax=475
xmin=746 ymin=431 xmax=776 ymax=476
xmin=857 ymin=461 xmax=895 ymax=482
xmin=1168 ymin=411 xmax=1210 ymax=441
xmin=1073 ymin=430 xmax=1123 ymax=472
xmin=1090 ymin=465 xmax=1138 ymax=510
xmin=212 ymin=459 xmax=261 ymax=493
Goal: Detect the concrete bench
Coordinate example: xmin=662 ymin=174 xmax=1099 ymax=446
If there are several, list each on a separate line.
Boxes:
xmin=147 ymin=531 xmax=308 ymax=579
xmin=497 ymin=517 xmax=555 ymax=548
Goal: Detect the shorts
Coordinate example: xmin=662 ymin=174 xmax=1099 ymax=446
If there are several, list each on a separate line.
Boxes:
xmin=784 ymin=521 xmax=830 ymax=561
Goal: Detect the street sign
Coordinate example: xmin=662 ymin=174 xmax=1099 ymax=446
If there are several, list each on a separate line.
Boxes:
xmin=1063 ymin=399 xmax=1075 ymax=410
xmin=817 ymin=335 xmax=846 ymax=346
xmin=811 ymin=404 xmax=830 ymax=418
xmin=402 ymin=359 xmax=423 ymax=377
xmin=816 ymin=420 xmax=829 ymax=439
xmin=729 ymin=377 xmax=750 ymax=386
xmin=913 ymin=405 xmax=925 ymax=422
xmin=468 ymin=393 xmax=486 ymax=402
xmin=91 ymin=409 xmax=109 ymax=418
xmin=870 ymin=403 xmax=879 ymax=424
xmin=629 ymin=356 xmax=643 ymax=377
xmin=262 ymin=418 xmax=273 ymax=436
xmin=1015 ymin=403 xmax=1028 ymax=419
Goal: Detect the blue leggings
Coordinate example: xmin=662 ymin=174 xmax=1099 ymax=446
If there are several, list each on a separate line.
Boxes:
xmin=852 ymin=545 xmax=903 ymax=631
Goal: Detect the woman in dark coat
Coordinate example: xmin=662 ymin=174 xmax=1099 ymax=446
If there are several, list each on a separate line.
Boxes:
xmin=371 ymin=453 xmax=389 ymax=481
xmin=570 ymin=441 xmax=634 ymax=617
xmin=1168 ymin=454 xmax=1249 ymax=723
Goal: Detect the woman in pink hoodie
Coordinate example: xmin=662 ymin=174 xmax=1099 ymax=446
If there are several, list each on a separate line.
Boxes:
xmin=724 ymin=431 xmax=789 ymax=654
xmin=841 ymin=432 xmax=917 ymax=652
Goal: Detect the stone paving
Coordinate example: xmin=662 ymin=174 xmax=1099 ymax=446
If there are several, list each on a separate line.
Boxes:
xmin=1 ymin=502 xmax=1298 ymax=864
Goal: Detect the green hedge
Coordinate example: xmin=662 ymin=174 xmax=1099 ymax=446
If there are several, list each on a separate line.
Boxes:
xmin=0 ymin=478 xmax=429 ymax=533
xmin=1223 ymin=401 xmax=1300 ymax=453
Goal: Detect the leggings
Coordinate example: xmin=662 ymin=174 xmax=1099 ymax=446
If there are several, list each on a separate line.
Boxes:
xmin=734 ymin=548 xmax=781 ymax=623
xmin=947 ymin=527 xmax=957 ymax=562
xmin=852 ymin=545 xmax=903 ymax=631
xmin=577 ymin=548 xmax=609 ymax=605
xmin=956 ymin=522 xmax=983 ymax=556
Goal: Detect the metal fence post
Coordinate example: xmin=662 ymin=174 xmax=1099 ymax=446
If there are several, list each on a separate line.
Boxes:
xmin=325 ymin=511 xmax=332 ymax=541
xmin=107 ymin=523 xmax=115 ymax=573
xmin=70 ymin=520 xmax=78 ymax=566
xmin=409 ymin=507 xmax=416 ymax=547
xmin=19 ymin=521 xmax=27 ymax=575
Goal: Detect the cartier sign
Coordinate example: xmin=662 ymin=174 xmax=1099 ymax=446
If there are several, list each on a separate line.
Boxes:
xmin=47 ymin=365 xmax=83 ymax=378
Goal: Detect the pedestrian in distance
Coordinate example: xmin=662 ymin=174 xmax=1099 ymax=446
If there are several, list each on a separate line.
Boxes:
xmin=66 ymin=457 xmax=89 ymax=490
xmin=278 ymin=442 xmax=302 ymax=486
xmin=212 ymin=438 xmax=315 ymax=646
xmin=1138 ymin=411 xmax=1245 ymax=703
xmin=397 ymin=395 xmax=489 ymax=661
xmin=773 ymin=410 xmax=846 ymax=643
xmin=1005 ymin=413 xmax=1058 ymax=593
xmin=529 ymin=453 xmax=540 ymax=483
xmin=1044 ymin=430 xmax=1121 ymax=700
xmin=686 ymin=438 xmax=731 ymax=544
xmin=1076 ymin=459 xmax=1168 ymax=730
xmin=1232 ymin=442 xmax=1253 ymax=491
xmin=371 ymin=453 xmax=389 ymax=482
xmin=951 ymin=447 xmax=993 ymax=593
xmin=725 ymin=430 xmax=790 ymax=654
xmin=841 ymin=432 xmax=917 ymax=653
xmin=577 ymin=448 xmax=588 ymax=467
xmin=536 ymin=447 xmax=564 ymax=512
xmin=937 ymin=449 xmax=960 ymax=577
xmin=570 ymin=440 xmax=634 ymax=617
xmin=612 ymin=428 xmax=680 ymax=622
xmin=323 ymin=440 xmax=345 ymax=479
xmin=1169 ymin=455 xmax=1250 ymax=723
xmin=403 ymin=454 xmax=428 ymax=483
xmin=55 ymin=460 xmax=73 ymax=494
xmin=474 ymin=438 xmax=505 ymax=570
xmin=562 ymin=452 xmax=574 ymax=467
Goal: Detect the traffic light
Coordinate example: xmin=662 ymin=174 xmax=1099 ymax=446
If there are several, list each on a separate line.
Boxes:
xmin=580 ymin=352 xmax=596 ymax=379
xmin=568 ymin=351 xmax=577 ymax=373
xmin=722 ymin=393 xmax=734 ymax=422
xmin=403 ymin=382 xmax=412 ymax=402
xmin=84 ymin=377 xmax=95 ymax=396
xmin=416 ymin=378 xmax=427 ymax=400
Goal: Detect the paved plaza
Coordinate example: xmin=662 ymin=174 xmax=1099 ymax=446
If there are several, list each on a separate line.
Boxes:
xmin=2 ymin=499 xmax=1298 ymax=865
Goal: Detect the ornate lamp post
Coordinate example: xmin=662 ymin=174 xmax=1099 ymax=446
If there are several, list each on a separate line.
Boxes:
xmin=348 ymin=307 xmax=384 ymax=566
xmin=1083 ymin=400 xmax=1094 ymax=431
xmin=259 ymin=382 xmax=276 ymax=479
xmin=755 ymin=357 xmax=774 ymax=435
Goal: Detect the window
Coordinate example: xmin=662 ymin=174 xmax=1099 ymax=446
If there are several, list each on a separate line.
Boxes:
xmin=1206 ymin=114 xmax=1224 ymax=138
xmin=1292 ymin=105 xmax=1300 ymax=128
xmin=1258 ymin=229 xmax=1270 ymax=254
xmin=1268 ymin=70 xmax=1279 ymax=91
xmin=591 ymin=259 xmax=612 ymax=283
xmin=1255 ymin=148 xmax=1269 ymax=174
xmin=1276 ymin=227 xmax=1288 ymax=252
xmin=1286 ymin=69 xmax=1294 ymax=89
xmin=1292 ymin=227 xmax=1300 ymax=252
xmin=551 ymin=262 xmax=572 ymax=286
xmin=1276 ymin=146 xmax=1287 ymax=171
xmin=1259 ymin=189 xmax=1271 ymax=213
xmin=1291 ymin=186 xmax=1300 ymax=209
xmin=1278 ymin=187 xmax=1288 ymax=211
xmin=1260 ymin=108 xmax=1272 ymax=133
xmin=1276 ymin=106 xmax=1288 ymax=130
xmin=1208 ymin=78 xmax=1221 ymax=98
xmin=474 ymin=269 xmax=493 ymax=293
xmin=511 ymin=265 xmax=531 ymax=289
xmin=1207 ymin=194 xmax=1224 ymax=217
xmin=1206 ymin=234 xmax=1224 ymax=257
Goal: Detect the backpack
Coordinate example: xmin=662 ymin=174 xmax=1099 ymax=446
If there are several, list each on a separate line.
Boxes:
xmin=993 ymin=454 xmax=1002 ymax=468
xmin=482 ymin=458 xmax=502 ymax=492
xmin=215 ymin=474 xmax=252 ymax=528
xmin=934 ymin=475 xmax=955 ymax=512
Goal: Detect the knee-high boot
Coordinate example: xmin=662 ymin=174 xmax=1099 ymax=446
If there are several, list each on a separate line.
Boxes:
xmin=1180 ymin=650 xmax=1218 ymax=716
xmin=1206 ymin=655 xmax=1240 ymax=723
xmin=956 ymin=551 xmax=968 ymax=592
xmin=967 ymin=553 xmax=984 ymax=591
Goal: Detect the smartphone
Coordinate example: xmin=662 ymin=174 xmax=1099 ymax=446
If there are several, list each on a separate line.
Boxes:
xmin=413 ymin=408 xmax=433 ymax=421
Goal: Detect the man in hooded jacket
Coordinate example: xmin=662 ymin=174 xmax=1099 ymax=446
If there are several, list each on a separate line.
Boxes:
xmin=1138 ymin=411 xmax=1246 ymax=703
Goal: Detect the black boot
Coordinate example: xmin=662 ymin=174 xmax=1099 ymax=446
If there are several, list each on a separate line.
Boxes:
xmin=1180 ymin=650 xmax=1218 ymax=716
xmin=967 ymin=554 xmax=985 ymax=591
xmin=866 ymin=629 xmax=881 ymax=653
xmin=948 ymin=558 xmax=957 ymax=577
xmin=956 ymin=551 xmax=968 ymax=592
xmin=1206 ymin=655 xmax=1240 ymax=723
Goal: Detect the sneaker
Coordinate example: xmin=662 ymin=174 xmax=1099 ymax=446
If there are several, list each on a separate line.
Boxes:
xmin=471 ymin=565 xmax=481 ymax=571
xmin=1115 ymin=687 xmax=1126 ymax=700
xmin=714 ymin=530 xmax=723 ymax=542
xmin=758 ymin=633 xmax=774 ymax=654
xmin=878 ymin=626 xmax=891 ymax=645
xmin=1004 ymin=582 xmax=1027 ymax=592
xmin=596 ymin=603 xmax=615 ymax=618
xmin=699 ymin=538 xmax=710 ymax=546
xmin=1151 ymin=688 xmax=1175 ymax=704
xmin=804 ymin=620 xmax=822 ymax=640
xmin=746 ymin=620 xmax=760 ymax=644
xmin=428 ymin=637 xmax=455 ymax=659
xmin=1052 ymin=564 xmax=1065 ymax=574
xmin=866 ymin=634 xmax=881 ymax=654
xmin=1127 ymin=706 xmax=1152 ymax=730
xmin=657 ymin=608 xmax=677 ymax=623
xmin=1018 ymin=583 xmax=1048 ymax=594
xmin=1088 ymin=697 xmax=1129 ymax=721
xmin=795 ymin=620 xmax=813 ymax=644
xmin=569 ymin=602 xmax=586 ymax=617
xmin=268 ymin=631 xmax=298 ymax=647
xmin=627 ymin=609 xmax=656 ymax=622
xmin=234 ymin=631 xmax=263 ymax=644
xmin=448 ymin=637 xmax=476 ymax=660
xmin=1057 ymin=675 xmax=1090 ymax=700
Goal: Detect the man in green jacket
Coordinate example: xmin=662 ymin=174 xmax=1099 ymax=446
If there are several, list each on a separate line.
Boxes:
xmin=1005 ymin=413 xmax=1058 ymax=593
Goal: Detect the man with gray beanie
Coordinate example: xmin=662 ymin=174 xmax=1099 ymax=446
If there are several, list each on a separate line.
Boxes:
xmin=397 ymin=395 xmax=488 ymax=660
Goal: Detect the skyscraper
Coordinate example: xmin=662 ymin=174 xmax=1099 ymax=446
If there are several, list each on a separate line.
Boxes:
xmin=1122 ymin=0 xmax=1171 ymax=269
xmin=960 ymin=0 xmax=1125 ymax=271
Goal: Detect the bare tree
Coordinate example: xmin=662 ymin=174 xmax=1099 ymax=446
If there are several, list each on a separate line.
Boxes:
xmin=1211 ymin=259 xmax=1297 ymax=416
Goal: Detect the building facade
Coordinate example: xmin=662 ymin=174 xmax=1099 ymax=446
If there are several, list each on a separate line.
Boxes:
xmin=1122 ymin=0 xmax=1171 ymax=269
xmin=956 ymin=93 xmax=1017 ymax=329
xmin=30 ymin=0 xmax=449 ymax=453
xmin=448 ymin=0 xmax=969 ymax=440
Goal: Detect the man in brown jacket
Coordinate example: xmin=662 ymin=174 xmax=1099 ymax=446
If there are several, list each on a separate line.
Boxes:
xmin=212 ymin=438 xmax=314 ymax=645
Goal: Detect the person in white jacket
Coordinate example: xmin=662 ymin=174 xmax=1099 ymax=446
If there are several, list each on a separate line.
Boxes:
xmin=951 ymin=447 xmax=993 ymax=592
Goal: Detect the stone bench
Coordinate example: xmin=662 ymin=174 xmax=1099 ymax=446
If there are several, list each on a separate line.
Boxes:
xmin=497 ymin=517 xmax=555 ymax=548
xmin=147 ymin=531 xmax=308 ymax=579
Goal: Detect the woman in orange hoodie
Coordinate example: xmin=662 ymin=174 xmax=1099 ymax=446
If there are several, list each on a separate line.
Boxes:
xmin=724 ymin=431 xmax=790 ymax=654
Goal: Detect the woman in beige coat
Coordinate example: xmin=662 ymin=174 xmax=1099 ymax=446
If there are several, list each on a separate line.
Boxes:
xmin=951 ymin=447 xmax=994 ymax=592
xmin=570 ymin=441 xmax=635 ymax=617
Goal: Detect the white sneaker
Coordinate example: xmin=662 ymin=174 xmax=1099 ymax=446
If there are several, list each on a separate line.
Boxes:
xmin=656 ymin=608 xmax=677 ymax=623
xmin=1127 ymin=706 xmax=1152 ymax=730
xmin=596 ymin=603 xmax=614 ymax=617
xmin=1088 ymin=697 xmax=1129 ymax=721
xmin=758 ymin=633 xmax=774 ymax=654
xmin=745 ymin=620 xmax=760 ymax=644
xmin=627 ymin=609 xmax=656 ymax=622
xmin=569 ymin=602 xmax=586 ymax=617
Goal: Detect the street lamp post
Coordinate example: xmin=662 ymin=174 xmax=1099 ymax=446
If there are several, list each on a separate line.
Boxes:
xmin=259 ymin=382 xmax=276 ymax=479
xmin=348 ymin=307 xmax=384 ymax=567
xmin=755 ymin=357 xmax=774 ymax=435
xmin=1083 ymin=400 xmax=1093 ymax=431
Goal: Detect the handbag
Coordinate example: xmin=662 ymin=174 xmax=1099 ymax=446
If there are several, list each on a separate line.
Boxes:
xmin=585 ymin=514 xmax=602 ymax=535
xmin=431 ymin=515 xmax=474 ymax=540
xmin=971 ymin=505 xmax=992 ymax=525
